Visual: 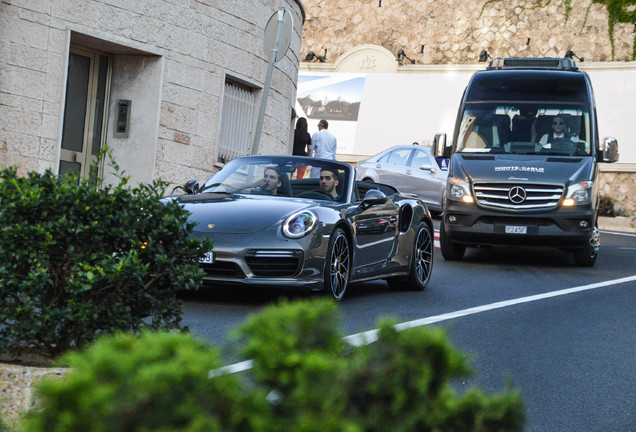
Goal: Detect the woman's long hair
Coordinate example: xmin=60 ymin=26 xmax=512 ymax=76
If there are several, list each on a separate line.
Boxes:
xmin=295 ymin=117 xmax=308 ymax=133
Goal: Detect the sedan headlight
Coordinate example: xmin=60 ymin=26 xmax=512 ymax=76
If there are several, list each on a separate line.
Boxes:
xmin=282 ymin=210 xmax=318 ymax=239
xmin=563 ymin=181 xmax=593 ymax=206
xmin=447 ymin=177 xmax=474 ymax=203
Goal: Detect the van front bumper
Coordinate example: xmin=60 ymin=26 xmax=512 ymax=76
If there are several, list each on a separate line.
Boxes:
xmin=443 ymin=204 xmax=596 ymax=249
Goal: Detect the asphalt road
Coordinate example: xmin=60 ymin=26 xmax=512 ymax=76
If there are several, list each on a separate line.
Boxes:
xmin=181 ymin=222 xmax=636 ymax=432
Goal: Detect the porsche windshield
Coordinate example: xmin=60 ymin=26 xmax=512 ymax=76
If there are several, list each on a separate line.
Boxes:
xmin=199 ymin=156 xmax=350 ymax=202
xmin=455 ymin=103 xmax=592 ymax=156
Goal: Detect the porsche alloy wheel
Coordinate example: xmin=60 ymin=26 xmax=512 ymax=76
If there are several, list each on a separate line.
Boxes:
xmin=387 ymin=222 xmax=433 ymax=291
xmin=412 ymin=222 xmax=434 ymax=288
xmin=324 ymin=228 xmax=351 ymax=300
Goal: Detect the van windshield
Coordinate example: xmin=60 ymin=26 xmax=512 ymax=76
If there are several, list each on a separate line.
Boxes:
xmin=455 ymin=103 xmax=592 ymax=156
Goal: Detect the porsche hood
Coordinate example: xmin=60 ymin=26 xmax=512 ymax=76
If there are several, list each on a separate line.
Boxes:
xmin=177 ymin=193 xmax=316 ymax=234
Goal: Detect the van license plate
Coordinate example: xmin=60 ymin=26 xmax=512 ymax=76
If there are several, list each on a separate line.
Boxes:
xmin=200 ymin=252 xmax=215 ymax=264
xmin=505 ymin=226 xmax=527 ymax=234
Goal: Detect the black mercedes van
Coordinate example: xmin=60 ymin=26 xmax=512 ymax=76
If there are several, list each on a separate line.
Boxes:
xmin=433 ymin=57 xmax=619 ymax=266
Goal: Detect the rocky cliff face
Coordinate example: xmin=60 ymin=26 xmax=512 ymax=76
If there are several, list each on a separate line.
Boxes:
xmin=301 ymin=0 xmax=634 ymax=64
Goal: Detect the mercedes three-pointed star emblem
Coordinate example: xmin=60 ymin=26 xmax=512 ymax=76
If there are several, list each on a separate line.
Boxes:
xmin=508 ymin=186 xmax=527 ymax=204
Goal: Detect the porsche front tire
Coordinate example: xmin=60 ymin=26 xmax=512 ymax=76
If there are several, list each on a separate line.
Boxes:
xmin=387 ymin=221 xmax=433 ymax=291
xmin=323 ymin=228 xmax=351 ymax=300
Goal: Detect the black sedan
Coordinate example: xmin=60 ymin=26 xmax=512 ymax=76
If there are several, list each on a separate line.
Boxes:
xmin=166 ymin=155 xmax=434 ymax=300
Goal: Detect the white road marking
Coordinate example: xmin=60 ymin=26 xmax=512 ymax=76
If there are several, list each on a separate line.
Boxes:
xmin=211 ymin=274 xmax=636 ymax=376
xmin=344 ymin=274 xmax=636 ymax=346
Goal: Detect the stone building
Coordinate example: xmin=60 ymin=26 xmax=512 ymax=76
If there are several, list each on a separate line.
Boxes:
xmin=0 ymin=0 xmax=305 ymax=188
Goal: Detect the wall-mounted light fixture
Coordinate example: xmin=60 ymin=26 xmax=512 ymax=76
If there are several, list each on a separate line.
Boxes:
xmin=565 ymin=50 xmax=584 ymax=62
xmin=478 ymin=50 xmax=492 ymax=62
xmin=396 ymin=48 xmax=415 ymax=64
xmin=304 ymin=49 xmax=327 ymax=62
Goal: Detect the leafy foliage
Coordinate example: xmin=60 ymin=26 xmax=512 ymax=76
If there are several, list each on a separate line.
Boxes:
xmin=18 ymin=331 xmax=266 ymax=432
xmin=599 ymin=195 xmax=617 ymax=217
xmin=19 ymin=299 xmax=525 ymax=431
xmin=237 ymin=299 xmax=525 ymax=432
xmin=0 ymin=163 xmax=209 ymax=361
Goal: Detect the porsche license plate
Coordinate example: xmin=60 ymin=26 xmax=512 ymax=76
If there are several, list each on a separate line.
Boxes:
xmin=200 ymin=251 xmax=215 ymax=264
xmin=505 ymin=225 xmax=527 ymax=234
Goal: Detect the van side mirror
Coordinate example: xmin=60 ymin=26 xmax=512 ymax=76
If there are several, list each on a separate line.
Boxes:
xmin=600 ymin=136 xmax=619 ymax=163
xmin=432 ymin=133 xmax=451 ymax=158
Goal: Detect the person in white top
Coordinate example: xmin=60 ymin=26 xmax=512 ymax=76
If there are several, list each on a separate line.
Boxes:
xmin=310 ymin=119 xmax=337 ymax=178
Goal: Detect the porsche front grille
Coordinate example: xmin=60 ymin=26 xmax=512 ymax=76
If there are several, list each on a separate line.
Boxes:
xmin=473 ymin=183 xmax=564 ymax=210
xmin=245 ymin=250 xmax=302 ymax=277
xmin=201 ymin=261 xmax=245 ymax=278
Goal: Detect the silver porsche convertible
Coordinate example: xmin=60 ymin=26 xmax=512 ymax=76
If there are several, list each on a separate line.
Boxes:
xmin=167 ymin=155 xmax=434 ymax=300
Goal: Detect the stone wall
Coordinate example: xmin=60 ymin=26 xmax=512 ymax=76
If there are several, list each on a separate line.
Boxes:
xmin=599 ymin=165 xmax=636 ymax=216
xmin=301 ymin=0 xmax=635 ymax=64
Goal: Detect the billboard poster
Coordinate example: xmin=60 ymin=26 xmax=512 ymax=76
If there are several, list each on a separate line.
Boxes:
xmin=296 ymin=73 xmax=366 ymax=154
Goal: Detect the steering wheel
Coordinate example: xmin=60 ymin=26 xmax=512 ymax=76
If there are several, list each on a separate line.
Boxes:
xmin=551 ymin=138 xmax=575 ymax=154
xmin=297 ymin=190 xmax=335 ymax=200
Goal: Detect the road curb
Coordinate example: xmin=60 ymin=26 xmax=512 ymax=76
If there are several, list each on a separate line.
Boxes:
xmin=598 ymin=216 xmax=636 ymax=233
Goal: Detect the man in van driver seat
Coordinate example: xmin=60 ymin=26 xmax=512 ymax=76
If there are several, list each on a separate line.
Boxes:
xmin=539 ymin=116 xmax=577 ymax=148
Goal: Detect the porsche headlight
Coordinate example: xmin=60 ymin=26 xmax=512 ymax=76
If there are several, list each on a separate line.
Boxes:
xmin=282 ymin=210 xmax=318 ymax=239
xmin=447 ymin=177 xmax=474 ymax=203
xmin=563 ymin=181 xmax=593 ymax=206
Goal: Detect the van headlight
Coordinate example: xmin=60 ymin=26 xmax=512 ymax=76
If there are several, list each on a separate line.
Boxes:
xmin=282 ymin=210 xmax=318 ymax=238
xmin=447 ymin=177 xmax=474 ymax=203
xmin=563 ymin=181 xmax=593 ymax=206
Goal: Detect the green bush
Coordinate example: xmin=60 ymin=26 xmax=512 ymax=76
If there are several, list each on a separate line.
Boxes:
xmin=20 ymin=299 xmax=525 ymax=431
xmin=238 ymin=299 xmax=525 ymax=432
xmin=18 ymin=331 xmax=266 ymax=432
xmin=0 ymin=165 xmax=209 ymax=361
xmin=598 ymin=195 xmax=616 ymax=217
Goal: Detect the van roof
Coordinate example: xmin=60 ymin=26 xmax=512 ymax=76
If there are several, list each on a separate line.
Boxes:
xmin=487 ymin=57 xmax=579 ymax=71
xmin=466 ymin=69 xmax=590 ymax=103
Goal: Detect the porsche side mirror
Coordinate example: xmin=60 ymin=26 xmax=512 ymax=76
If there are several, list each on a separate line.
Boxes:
xmin=183 ymin=179 xmax=199 ymax=194
xmin=360 ymin=189 xmax=387 ymax=209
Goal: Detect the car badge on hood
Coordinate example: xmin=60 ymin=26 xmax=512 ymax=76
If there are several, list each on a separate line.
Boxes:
xmin=508 ymin=186 xmax=527 ymax=204
xmin=207 ymin=224 xmax=215 ymax=229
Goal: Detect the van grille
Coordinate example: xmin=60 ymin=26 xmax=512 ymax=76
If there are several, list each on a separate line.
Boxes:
xmin=473 ymin=183 xmax=564 ymax=210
